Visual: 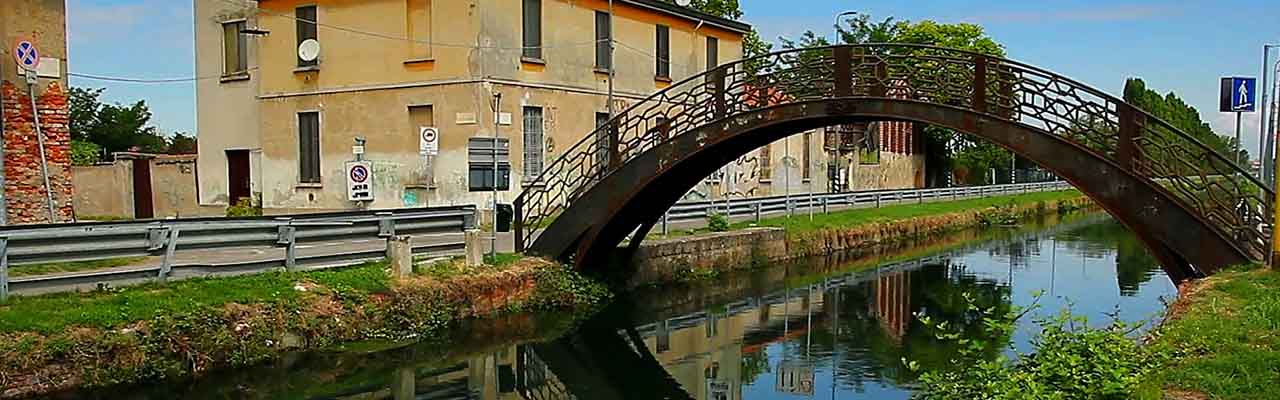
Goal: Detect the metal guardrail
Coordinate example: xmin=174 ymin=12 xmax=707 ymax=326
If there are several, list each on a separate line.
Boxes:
xmin=659 ymin=181 xmax=1072 ymax=233
xmin=0 ymin=205 xmax=477 ymax=299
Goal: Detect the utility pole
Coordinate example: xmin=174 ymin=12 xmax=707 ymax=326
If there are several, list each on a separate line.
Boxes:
xmin=490 ymin=92 xmax=501 ymax=261
xmin=1259 ymin=45 xmax=1277 ymax=183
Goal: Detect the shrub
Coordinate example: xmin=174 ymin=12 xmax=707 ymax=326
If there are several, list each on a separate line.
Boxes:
xmin=226 ymin=196 xmax=262 ymax=217
xmin=707 ymin=212 xmax=730 ymax=232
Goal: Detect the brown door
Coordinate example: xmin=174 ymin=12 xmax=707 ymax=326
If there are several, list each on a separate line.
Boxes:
xmin=227 ymin=150 xmax=251 ymax=205
xmin=132 ymin=158 xmax=154 ymax=219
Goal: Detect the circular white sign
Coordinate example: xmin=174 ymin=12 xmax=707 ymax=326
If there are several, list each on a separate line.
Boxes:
xmin=298 ymin=39 xmax=321 ymax=62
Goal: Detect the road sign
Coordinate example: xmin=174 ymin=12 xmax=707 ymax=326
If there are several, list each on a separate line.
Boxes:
xmin=346 ymin=161 xmax=374 ymax=201
xmin=419 ymin=126 xmax=439 ymax=155
xmin=12 ymin=39 xmax=40 ymax=71
xmin=1220 ymin=77 xmax=1257 ymax=112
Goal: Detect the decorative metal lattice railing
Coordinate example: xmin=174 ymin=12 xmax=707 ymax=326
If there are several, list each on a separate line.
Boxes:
xmin=514 ymin=44 xmax=1273 ymax=260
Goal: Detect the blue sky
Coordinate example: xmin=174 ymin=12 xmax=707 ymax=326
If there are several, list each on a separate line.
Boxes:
xmin=68 ymin=0 xmax=1279 ymax=156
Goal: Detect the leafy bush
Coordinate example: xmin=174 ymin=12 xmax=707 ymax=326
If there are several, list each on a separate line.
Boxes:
xmin=225 ymin=196 xmax=262 ymax=217
xmin=707 ymin=212 xmax=730 ymax=232
xmin=911 ymin=292 xmax=1164 ymax=400
xmin=71 ymin=140 xmax=101 ymax=166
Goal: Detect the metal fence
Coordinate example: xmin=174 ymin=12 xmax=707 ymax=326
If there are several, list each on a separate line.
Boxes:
xmin=0 ymin=205 xmax=477 ymax=298
xmin=659 ymin=181 xmax=1072 ymax=234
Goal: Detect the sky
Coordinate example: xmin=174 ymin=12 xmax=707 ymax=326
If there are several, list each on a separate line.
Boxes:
xmin=67 ymin=0 xmax=1280 ymax=158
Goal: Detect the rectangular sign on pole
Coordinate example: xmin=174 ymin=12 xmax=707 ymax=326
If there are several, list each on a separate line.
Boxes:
xmin=346 ymin=161 xmax=374 ymax=201
xmin=419 ymin=126 xmax=439 ymax=155
xmin=1221 ymin=77 xmax=1258 ymax=112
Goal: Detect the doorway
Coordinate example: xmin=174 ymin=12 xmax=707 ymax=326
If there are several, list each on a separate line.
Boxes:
xmin=131 ymin=158 xmax=154 ymax=219
xmin=227 ymin=150 xmax=251 ymax=206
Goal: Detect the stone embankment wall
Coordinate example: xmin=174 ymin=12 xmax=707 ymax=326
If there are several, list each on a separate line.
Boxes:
xmin=627 ymin=195 xmax=1093 ymax=287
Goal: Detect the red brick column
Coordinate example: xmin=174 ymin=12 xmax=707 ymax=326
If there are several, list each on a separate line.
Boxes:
xmin=1 ymin=81 xmax=75 ymax=224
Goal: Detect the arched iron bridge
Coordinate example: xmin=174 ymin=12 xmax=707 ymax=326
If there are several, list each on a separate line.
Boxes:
xmin=514 ymin=44 xmax=1273 ymax=282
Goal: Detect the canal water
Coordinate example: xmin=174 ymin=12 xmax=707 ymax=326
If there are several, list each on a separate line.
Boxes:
xmin=51 ymin=212 xmax=1176 ymax=400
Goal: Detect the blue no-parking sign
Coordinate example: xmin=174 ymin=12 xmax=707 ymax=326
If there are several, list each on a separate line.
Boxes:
xmin=12 ymin=39 xmax=40 ymax=72
xmin=1220 ymin=77 xmax=1257 ymax=112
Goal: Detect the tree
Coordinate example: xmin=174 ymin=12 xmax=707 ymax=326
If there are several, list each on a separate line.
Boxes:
xmin=1123 ymin=78 xmax=1246 ymax=168
xmin=166 ymin=132 xmax=198 ymax=154
xmin=781 ymin=13 xmax=1012 ymax=186
xmin=68 ymin=86 xmax=167 ymax=154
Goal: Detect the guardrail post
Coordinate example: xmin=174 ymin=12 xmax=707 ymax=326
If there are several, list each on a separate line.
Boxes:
xmin=158 ymin=227 xmax=180 ymax=285
xmin=822 ymin=197 xmax=829 ymax=214
xmin=377 ymin=212 xmax=396 ymax=238
xmin=279 ymin=225 xmax=298 ymax=272
xmin=1 ymin=237 xmax=8 ymax=303
xmin=662 ymin=211 xmax=669 ymax=235
xmin=875 ymin=193 xmax=881 ymax=208
xmin=754 ymin=203 xmax=761 ymax=223
xmin=147 ymin=226 xmax=167 ymax=251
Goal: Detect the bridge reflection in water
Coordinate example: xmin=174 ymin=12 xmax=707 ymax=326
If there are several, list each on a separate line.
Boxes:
xmin=48 ymin=213 xmax=1174 ymax=400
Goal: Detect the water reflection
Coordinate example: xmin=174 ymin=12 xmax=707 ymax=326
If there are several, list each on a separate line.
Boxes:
xmin=48 ymin=214 xmax=1173 ymax=400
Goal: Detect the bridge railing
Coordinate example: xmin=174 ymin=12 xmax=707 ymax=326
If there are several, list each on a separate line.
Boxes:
xmin=515 ymin=44 xmax=1273 ymax=260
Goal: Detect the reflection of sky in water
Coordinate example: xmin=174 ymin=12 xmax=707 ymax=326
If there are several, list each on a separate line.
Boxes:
xmin=45 ymin=216 xmax=1176 ymax=400
xmin=723 ymin=218 xmax=1175 ymax=399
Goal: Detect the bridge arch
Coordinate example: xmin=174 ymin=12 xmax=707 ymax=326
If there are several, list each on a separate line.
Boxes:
xmin=515 ymin=44 xmax=1271 ymax=281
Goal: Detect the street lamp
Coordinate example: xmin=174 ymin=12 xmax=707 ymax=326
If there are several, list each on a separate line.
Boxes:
xmin=833 ymin=11 xmax=857 ymax=44
xmin=1259 ymin=44 xmax=1277 ymax=184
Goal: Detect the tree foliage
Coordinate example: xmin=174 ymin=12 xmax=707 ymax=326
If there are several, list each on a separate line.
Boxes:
xmin=69 ymin=86 xmax=195 ymax=156
xmin=781 ymin=13 xmax=1012 ymax=186
xmin=1123 ymin=78 xmax=1246 ymax=163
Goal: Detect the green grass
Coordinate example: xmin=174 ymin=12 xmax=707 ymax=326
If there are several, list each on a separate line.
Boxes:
xmin=8 ymin=257 xmax=151 ymax=277
xmin=484 ymin=253 xmax=522 ymax=267
xmin=0 ymin=261 xmax=390 ymax=334
xmin=1144 ymin=267 xmax=1280 ymax=400
xmin=652 ymin=189 xmax=1083 ymax=239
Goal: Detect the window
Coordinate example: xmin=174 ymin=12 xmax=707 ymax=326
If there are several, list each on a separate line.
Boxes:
xmin=860 ymin=122 xmax=881 ymax=165
xmin=759 ymin=143 xmax=772 ymax=180
xmin=522 ymin=107 xmax=545 ymax=179
xmin=222 ymin=21 xmax=247 ymax=76
xmin=409 ymin=105 xmax=434 ymax=184
xmin=655 ymin=25 xmax=670 ymax=79
xmin=595 ymin=112 xmax=612 ymax=167
xmin=706 ymin=36 xmax=719 ymax=71
xmin=296 ymin=5 xmax=318 ymax=67
xmin=298 ymin=112 xmax=321 ymax=184
xmin=595 ymin=11 xmax=611 ymax=70
xmin=468 ymin=137 xmax=511 ymax=191
xmin=406 ymin=0 xmax=432 ymax=59
xmin=522 ymin=0 xmax=542 ymax=59
xmin=803 ymin=131 xmax=812 ymax=180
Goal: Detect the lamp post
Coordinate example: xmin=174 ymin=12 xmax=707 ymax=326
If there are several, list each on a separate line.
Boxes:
xmin=1259 ymin=44 xmax=1277 ymax=184
xmin=833 ymin=11 xmax=857 ymax=44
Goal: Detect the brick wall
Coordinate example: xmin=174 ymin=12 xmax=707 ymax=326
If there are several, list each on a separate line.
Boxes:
xmin=1 ymin=81 xmax=75 ymax=224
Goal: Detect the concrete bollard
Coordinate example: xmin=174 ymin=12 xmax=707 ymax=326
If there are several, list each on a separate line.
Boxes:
xmin=386 ymin=235 xmax=413 ymax=278
xmin=465 ymin=229 xmax=484 ymax=267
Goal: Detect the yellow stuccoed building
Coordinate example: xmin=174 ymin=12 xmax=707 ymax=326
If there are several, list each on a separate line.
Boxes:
xmin=195 ymin=0 xmax=750 ymax=213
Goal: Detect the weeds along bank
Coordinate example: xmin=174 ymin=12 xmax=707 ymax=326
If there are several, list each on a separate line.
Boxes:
xmin=630 ymin=191 xmax=1091 ymax=286
xmin=0 ymin=258 xmax=610 ymax=399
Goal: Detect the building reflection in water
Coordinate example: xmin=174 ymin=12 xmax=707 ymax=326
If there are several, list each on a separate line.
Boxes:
xmin=54 ymin=215 xmax=1171 ymax=400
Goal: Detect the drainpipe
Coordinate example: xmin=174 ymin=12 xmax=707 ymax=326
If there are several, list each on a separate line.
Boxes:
xmin=0 ymin=59 xmax=8 ymax=225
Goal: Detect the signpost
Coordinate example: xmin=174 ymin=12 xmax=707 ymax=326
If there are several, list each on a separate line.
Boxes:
xmin=1222 ymin=77 xmax=1258 ymax=166
xmin=12 ymin=39 xmax=41 ymax=72
xmin=346 ymin=161 xmax=374 ymax=201
xmin=13 ymin=39 xmax=57 ymax=223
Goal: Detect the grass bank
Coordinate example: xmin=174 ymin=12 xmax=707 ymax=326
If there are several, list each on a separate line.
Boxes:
xmin=1141 ymin=266 xmax=1280 ymax=399
xmin=8 ymin=257 xmax=150 ymax=278
xmin=0 ymin=258 xmax=609 ymax=398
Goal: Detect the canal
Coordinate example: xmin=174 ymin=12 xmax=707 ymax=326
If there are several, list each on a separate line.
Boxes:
xmin=49 ymin=212 xmax=1176 ymax=399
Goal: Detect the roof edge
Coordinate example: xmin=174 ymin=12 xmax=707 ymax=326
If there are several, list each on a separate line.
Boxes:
xmin=621 ymin=0 xmax=752 ymax=34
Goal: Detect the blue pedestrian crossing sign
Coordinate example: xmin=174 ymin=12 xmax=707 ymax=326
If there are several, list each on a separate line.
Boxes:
xmin=11 ymin=39 xmax=41 ymax=72
xmin=1220 ymin=77 xmax=1257 ymax=112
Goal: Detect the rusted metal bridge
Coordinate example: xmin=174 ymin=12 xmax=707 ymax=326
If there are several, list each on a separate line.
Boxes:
xmin=514 ymin=44 xmax=1273 ymax=282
